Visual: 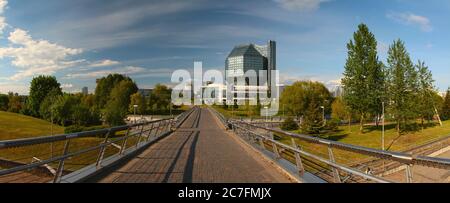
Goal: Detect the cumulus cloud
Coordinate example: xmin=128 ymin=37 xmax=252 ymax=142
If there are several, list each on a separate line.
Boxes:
xmin=274 ymin=0 xmax=329 ymax=11
xmin=0 ymin=29 xmax=83 ymax=80
xmin=387 ymin=12 xmax=432 ymax=32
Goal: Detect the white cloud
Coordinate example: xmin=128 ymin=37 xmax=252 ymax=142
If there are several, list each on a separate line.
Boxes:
xmin=0 ymin=83 xmax=28 ymax=95
xmin=88 ymin=59 xmax=120 ymax=68
xmin=387 ymin=12 xmax=432 ymax=32
xmin=65 ymin=66 xmax=146 ymax=79
xmin=0 ymin=29 xmax=83 ymax=80
xmin=61 ymin=83 xmax=73 ymax=89
xmin=274 ymin=0 xmax=329 ymax=11
xmin=0 ymin=0 xmax=8 ymax=34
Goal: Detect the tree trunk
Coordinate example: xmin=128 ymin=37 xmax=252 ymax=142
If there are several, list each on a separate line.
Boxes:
xmin=360 ymin=114 xmax=364 ymax=133
xmin=375 ymin=114 xmax=380 ymax=127
xmin=421 ymin=117 xmax=424 ymax=132
xmin=348 ymin=116 xmax=352 ymax=132
xmin=396 ymin=120 xmax=401 ymax=137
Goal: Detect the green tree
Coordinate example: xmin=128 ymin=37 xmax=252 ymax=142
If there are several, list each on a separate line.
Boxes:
xmin=386 ymin=39 xmax=419 ymax=135
xmin=280 ymin=81 xmax=332 ymax=120
xmin=28 ymin=75 xmax=62 ymax=117
xmin=149 ymin=84 xmax=172 ymax=114
xmin=442 ymin=88 xmax=450 ymax=120
xmin=331 ymin=96 xmax=355 ymax=130
xmin=415 ymin=60 xmax=438 ymax=129
xmin=104 ymin=80 xmax=138 ymax=126
xmin=52 ymin=94 xmax=80 ymax=126
xmin=39 ymin=88 xmax=64 ymax=121
xmin=95 ymin=74 xmax=136 ymax=109
xmin=342 ymin=24 xmax=384 ymax=132
xmin=301 ymin=95 xmax=326 ymax=135
xmin=0 ymin=94 xmax=8 ymax=111
xmin=129 ymin=92 xmax=146 ymax=114
xmin=7 ymin=92 xmax=23 ymax=113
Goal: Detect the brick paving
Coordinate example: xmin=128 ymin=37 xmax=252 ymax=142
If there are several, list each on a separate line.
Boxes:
xmin=96 ymin=107 xmax=293 ymax=183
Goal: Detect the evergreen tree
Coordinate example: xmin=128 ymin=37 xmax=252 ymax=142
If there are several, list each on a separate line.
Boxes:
xmin=442 ymin=88 xmax=450 ymax=120
xmin=416 ymin=60 xmax=437 ymax=129
xmin=342 ymin=24 xmax=384 ymax=133
xmin=386 ymin=39 xmax=419 ymax=135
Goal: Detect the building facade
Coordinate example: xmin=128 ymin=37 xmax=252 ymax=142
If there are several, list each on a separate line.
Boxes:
xmin=82 ymin=87 xmax=88 ymax=95
xmin=225 ymin=40 xmax=276 ymax=87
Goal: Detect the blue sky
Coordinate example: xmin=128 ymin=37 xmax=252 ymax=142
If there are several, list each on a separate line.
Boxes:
xmin=0 ymin=0 xmax=449 ymax=94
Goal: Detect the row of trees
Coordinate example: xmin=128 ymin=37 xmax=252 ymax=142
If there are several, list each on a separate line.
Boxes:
xmin=0 ymin=93 xmax=25 ymax=113
xmin=0 ymin=74 xmax=175 ymax=130
xmin=342 ymin=24 xmax=443 ymax=135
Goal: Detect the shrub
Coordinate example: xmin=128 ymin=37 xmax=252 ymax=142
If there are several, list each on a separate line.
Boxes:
xmin=281 ymin=117 xmax=299 ymax=131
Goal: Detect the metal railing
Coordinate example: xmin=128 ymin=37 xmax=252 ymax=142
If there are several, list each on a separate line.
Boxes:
xmin=228 ymin=120 xmax=450 ymax=183
xmin=0 ymin=109 xmax=194 ymax=183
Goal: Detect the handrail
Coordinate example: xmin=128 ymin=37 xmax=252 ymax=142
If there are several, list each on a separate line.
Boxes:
xmin=230 ymin=122 xmax=391 ymax=183
xmin=0 ymin=108 xmax=194 ymax=183
xmin=0 ymin=118 xmax=173 ymax=149
xmin=232 ymin=120 xmax=450 ymax=170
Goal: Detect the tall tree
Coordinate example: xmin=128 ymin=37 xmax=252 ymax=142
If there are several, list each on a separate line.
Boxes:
xmin=28 ymin=75 xmax=62 ymax=117
xmin=94 ymin=74 xmax=135 ymax=109
xmin=129 ymin=92 xmax=146 ymax=114
xmin=386 ymin=39 xmax=419 ymax=135
xmin=149 ymin=84 xmax=172 ymax=114
xmin=442 ymin=88 xmax=450 ymax=120
xmin=342 ymin=24 xmax=384 ymax=132
xmin=104 ymin=80 xmax=138 ymax=126
xmin=415 ymin=60 xmax=438 ymax=129
xmin=280 ymin=81 xmax=332 ymax=120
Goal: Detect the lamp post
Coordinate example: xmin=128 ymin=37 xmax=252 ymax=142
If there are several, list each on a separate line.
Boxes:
xmin=133 ymin=105 xmax=138 ymax=124
xmin=320 ymin=106 xmax=325 ymax=124
xmin=382 ymin=102 xmax=385 ymax=151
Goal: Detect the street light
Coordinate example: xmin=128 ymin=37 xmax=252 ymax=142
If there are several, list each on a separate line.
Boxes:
xmin=382 ymin=102 xmax=385 ymax=151
xmin=320 ymin=106 xmax=325 ymax=124
xmin=133 ymin=105 xmax=138 ymax=124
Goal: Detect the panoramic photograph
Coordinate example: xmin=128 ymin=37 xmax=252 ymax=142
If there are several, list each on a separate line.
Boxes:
xmin=0 ymin=0 xmax=449 ymax=200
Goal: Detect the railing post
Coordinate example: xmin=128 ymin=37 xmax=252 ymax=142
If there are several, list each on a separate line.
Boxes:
xmin=136 ymin=124 xmax=145 ymax=148
xmin=146 ymin=123 xmax=155 ymax=142
xmin=259 ymin=137 xmax=265 ymax=149
xmin=328 ymin=146 xmax=341 ymax=183
xmin=53 ymin=140 xmax=71 ymax=183
xmin=291 ymin=138 xmax=305 ymax=177
xmin=405 ymin=164 xmax=413 ymax=183
xmin=120 ymin=128 xmax=131 ymax=155
xmin=153 ymin=121 xmax=161 ymax=137
xmin=96 ymin=129 xmax=111 ymax=168
xmin=270 ymin=133 xmax=281 ymax=159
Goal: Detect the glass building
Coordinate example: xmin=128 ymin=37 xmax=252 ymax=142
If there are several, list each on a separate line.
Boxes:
xmin=225 ymin=41 xmax=276 ymax=87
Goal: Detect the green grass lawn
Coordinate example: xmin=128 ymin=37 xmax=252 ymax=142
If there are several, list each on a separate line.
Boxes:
xmin=0 ymin=111 xmax=122 ymax=171
xmin=274 ymin=120 xmax=450 ymax=166
xmin=0 ymin=111 xmax=65 ymax=140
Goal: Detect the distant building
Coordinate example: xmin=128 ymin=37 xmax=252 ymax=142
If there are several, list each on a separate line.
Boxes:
xmin=138 ymin=89 xmax=153 ymax=98
xmin=225 ymin=40 xmax=276 ymax=87
xmin=82 ymin=87 xmax=88 ymax=95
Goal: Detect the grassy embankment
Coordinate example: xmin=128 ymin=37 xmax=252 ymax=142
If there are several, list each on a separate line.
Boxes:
xmin=0 ymin=111 xmax=139 ymax=171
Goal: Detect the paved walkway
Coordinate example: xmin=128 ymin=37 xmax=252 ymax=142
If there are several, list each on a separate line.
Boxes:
xmin=95 ymin=107 xmax=293 ymax=183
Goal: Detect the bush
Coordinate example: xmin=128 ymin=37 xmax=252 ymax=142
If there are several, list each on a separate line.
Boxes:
xmin=281 ymin=117 xmax=299 ymax=131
